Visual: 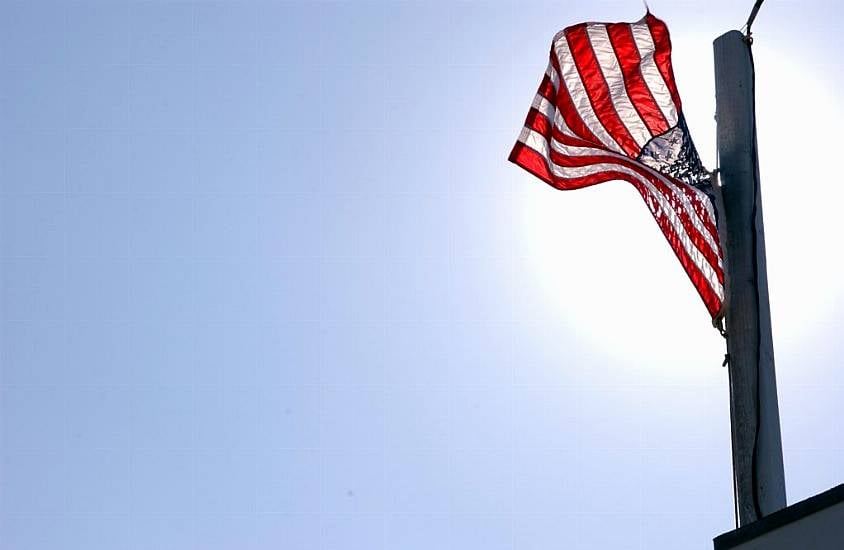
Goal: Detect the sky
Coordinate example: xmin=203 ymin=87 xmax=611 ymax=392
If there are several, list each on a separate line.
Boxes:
xmin=1 ymin=1 xmax=842 ymax=549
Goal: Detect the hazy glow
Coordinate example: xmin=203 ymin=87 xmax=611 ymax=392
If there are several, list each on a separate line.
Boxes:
xmin=754 ymin=49 xmax=844 ymax=346
xmin=518 ymin=180 xmax=724 ymax=363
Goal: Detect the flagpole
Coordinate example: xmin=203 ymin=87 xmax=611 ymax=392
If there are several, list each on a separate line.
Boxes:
xmin=713 ymin=29 xmax=786 ymax=526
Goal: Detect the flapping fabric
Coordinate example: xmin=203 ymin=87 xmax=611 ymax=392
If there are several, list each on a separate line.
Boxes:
xmin=510 ymin=12 xmax=724 ymax=319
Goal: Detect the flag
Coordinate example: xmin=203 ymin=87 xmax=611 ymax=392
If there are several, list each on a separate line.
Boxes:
xmin=510 ymin=12 xmax=725 ymax=320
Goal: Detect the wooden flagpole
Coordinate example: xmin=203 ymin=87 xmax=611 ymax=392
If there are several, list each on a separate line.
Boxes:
xmin=713 ymin=29 xmax=786 ymax=526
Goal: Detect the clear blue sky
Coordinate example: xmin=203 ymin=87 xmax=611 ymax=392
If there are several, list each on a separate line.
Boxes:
xmin=1 ymin=1 xmax=842 ymax=549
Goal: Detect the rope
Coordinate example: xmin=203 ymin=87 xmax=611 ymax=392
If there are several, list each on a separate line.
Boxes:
xmin=742 ymin=0 xmax=766 ymax=38
xmin=747 ymin=35 xmax=765 ymax=522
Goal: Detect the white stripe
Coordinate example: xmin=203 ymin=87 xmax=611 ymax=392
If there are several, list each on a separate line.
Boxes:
xmin=586 ymin=24 xmax=653 ymax=148
xmin=523 ymin=120 xmax=721 ymax=259
xmin=548 ymin=134 xmax=722 ymax=265
xmin=545 ymin=61 xmax=560 ymax=92
xmin=629 ymin=20 xmax=678 ymax=127
xmin=526 ymin=96 xmax=579 ymax=140
xmin=518 ymin=127 xmax=723 ymax=299
xmin=519 ymin=126 xmax=551 ymax=159
xmin=531 ymin=94 xmax=556 ymax=124
xmin=627 ymin=159 xmax=722 ymax=270
xmin=553 ymin=110 xmax=577 ymax=138
xmin=674 ymin=182 xmax=723 ymax=269
xmin=547 ymin=108 xmax=719 ymax=263
xmin=552 ymin=33 xmax=625 ymax=154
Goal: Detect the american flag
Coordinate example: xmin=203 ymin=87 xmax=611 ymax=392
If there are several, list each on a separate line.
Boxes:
xmin=510 ymin=12 xmax=725 ymax=319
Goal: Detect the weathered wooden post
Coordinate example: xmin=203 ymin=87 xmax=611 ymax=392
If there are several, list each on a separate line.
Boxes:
xmin=713 ymin=29 xmax=787 ymax=525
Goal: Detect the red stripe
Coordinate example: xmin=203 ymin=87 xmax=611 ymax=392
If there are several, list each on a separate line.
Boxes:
xmin=546 ymin=145 xmax=724 ymax=285
xmin=673 ymin=179 xmax=721 ymax=245
xmin=509 ymin=142 xmax=553 ymax=185
xmin=515 ymin=117 xmax=723 ymax=285
xmin=547 ymin=49 xmax=604 ymax=148
xmin=632 ymin=173 xmax=722 ymax=317
xmin=542 ymin=140 xmax=723 ymax=284
xmin=645 ymin=13 xmax=682 ymax=113
xmin=527 ymin=104 xmax=721 ymax=246
xmin=525 ymin=108 xmax=552 ymax=140
xmin=537 ymin=73 xmax=556 ymax=102
xmin=605 ymin=23 xmax=670 ymax=136
xmin=524 ymin=108 xmax=601 ymax=149
xmin=510 ymin=141 xmax=722 ymax=317
xmin=623 ymin=172 xmax=722 ymax=317
xmin=564 ymin=25 xmax=641 ymax=157
xmin=510 ymin=141 xmax=612 ymax=190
